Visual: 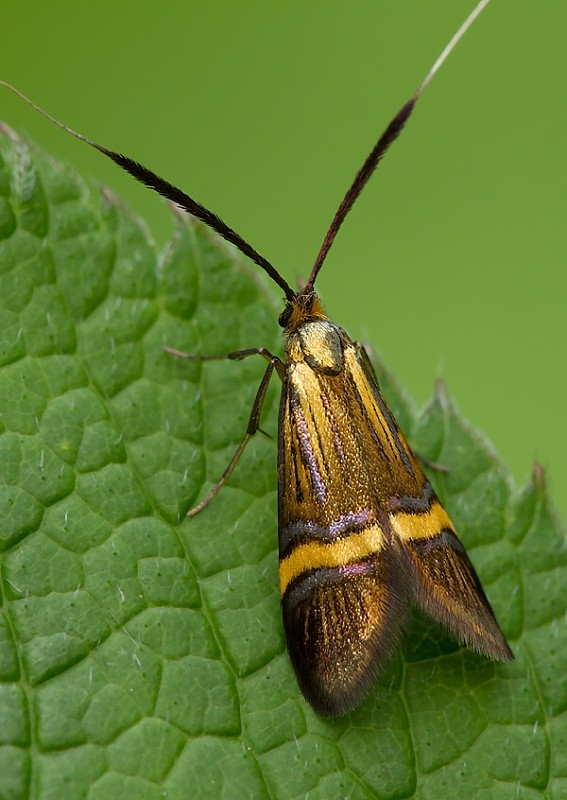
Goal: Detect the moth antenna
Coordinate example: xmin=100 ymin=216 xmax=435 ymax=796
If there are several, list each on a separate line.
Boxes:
xmin=304 ymin=0 xmax=492 ymax=292
xmin=417 ymin=0 xmax=491 ymax=95
xmin=0 ymin=80 xmax=297 ymax=302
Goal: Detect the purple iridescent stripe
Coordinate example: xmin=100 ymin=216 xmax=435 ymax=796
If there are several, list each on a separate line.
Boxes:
xmin=293 ymin=403 xmax=326 ymax=504
xmin=280 ymin=508 xmax=375 ymax=555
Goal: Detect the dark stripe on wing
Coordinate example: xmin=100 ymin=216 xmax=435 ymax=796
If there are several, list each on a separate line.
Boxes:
xmin=279 ymin=508 xmax=376 ymax=556
xmin=410 ymin=527 xmax=466 ymax=555
xmin=320 ymin=391 xmax=347 ymax=465
xmin=283 ymin=557 xmax=378 ymax=611
xmin=364 ymin=365 xmax=416 ymax=479
xmin=389 ymin=482 xmax=436 ymax=514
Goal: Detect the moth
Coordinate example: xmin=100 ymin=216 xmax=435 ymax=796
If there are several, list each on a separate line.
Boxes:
xmin=1 ymin=0 xmax=513 ymax=717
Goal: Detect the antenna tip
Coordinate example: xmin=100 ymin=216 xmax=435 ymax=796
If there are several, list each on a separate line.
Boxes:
xmin=417 ymin=0 xmax=492 ymax=97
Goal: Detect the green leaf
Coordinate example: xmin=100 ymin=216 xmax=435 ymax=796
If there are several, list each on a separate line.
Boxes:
xmin=0 ymin=127 xmax=565 ymax=800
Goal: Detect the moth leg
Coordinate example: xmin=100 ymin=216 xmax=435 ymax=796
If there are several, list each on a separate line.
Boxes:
xmin=164 ymin=345 xmax=285 ymax=378
xmin=183 ymin=352 xmax=284 ymax=517
xmin=418 ymin=455 xmax=449 ymax=473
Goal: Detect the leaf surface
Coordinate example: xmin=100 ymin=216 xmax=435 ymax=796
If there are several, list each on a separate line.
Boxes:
xmin=0 ymin=129 xmax=565 ymax=800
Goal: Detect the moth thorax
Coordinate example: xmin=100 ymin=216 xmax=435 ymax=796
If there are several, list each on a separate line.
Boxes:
xmin=296 ymin=320 xmax=344 ymax=375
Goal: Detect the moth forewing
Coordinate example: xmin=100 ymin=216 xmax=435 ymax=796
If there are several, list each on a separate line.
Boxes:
xmin=277 ymin=314 xmax=511 ymax=716
xmin=278 ymin=319 xmax=408 ymax=715
xmin=398 ymin=518 xmax=514 ymax=663
xmin=2 ymin=0 xmax=512 ymax=718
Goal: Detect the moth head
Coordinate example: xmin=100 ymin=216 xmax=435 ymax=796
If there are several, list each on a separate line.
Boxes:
xmin=278 ymin=292 xmax=328 ymax=333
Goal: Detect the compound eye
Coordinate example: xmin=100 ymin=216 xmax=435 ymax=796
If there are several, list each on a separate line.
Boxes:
xmin=278 ymin=305 xmax=292 ymax=328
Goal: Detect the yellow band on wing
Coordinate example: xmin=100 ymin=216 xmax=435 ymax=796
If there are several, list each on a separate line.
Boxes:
xmin=279 ymin=524 xmax=384 ymax=595
xmin=389 ymin=500 xmax=454 ymax=541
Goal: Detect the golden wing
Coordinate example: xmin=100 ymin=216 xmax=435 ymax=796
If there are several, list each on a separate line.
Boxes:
xmin=278 ymin=326 xmax=512 ymax=716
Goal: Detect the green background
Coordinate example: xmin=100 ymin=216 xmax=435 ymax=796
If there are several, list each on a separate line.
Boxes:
xmin=1 ymin=0 xmax=565 ymax=520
